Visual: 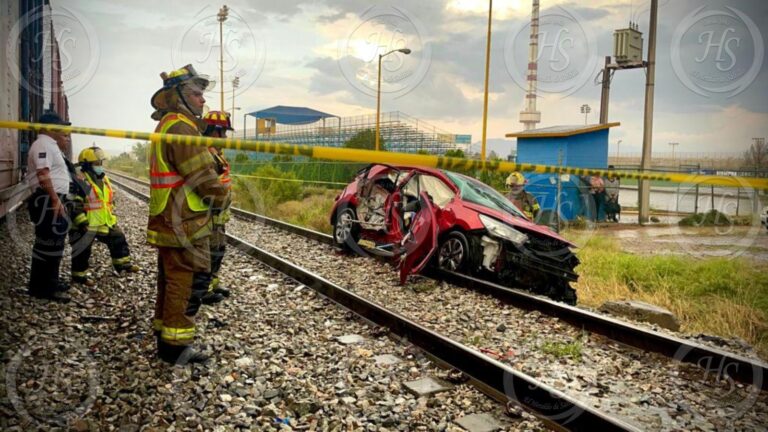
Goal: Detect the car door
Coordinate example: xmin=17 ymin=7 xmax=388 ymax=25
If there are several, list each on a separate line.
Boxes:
xmin=398 ymin=191 xmax=438 ymax=284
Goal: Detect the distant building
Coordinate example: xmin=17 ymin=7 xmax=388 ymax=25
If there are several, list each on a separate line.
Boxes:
xmin=505 ymin=123 xmax=620 ymax=222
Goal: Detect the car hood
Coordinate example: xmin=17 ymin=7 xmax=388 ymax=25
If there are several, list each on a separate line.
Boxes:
xmin=462 ymin=202 xmax=576 ymax=247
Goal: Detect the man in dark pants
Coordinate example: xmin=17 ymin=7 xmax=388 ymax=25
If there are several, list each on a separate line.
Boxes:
xmin=25 ymin=111 xmax=73 ymax=303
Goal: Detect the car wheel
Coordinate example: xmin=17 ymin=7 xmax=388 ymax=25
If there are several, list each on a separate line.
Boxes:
xmin=334 ymin=207 xmax=359 ymax=251
xmin=437 ymin=231 xmax=469 ymax=272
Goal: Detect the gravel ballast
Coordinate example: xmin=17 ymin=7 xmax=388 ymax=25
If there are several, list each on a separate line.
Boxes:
xmin=0 ymin=189 xmax=547 ymax=431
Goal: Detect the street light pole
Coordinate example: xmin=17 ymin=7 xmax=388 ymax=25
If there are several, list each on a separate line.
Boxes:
xmin=616 ymin=139 xmax=622 ymax=162
xmin=580 ymin=104 xmax=591 ymax=125
xmin=231 ymin=76 xmax=239 ymax=127
xmin=376 ymin=48 xmax=411 ymax=151
xmin=217 ymin=5 xmax=229 ymax=113
xmin=480 ymin=0 xmax=493 ymax=163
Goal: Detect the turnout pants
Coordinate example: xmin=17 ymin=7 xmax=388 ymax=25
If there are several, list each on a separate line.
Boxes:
xmin=70 ymin=226 xmax=132 ymax=276
xmin=209 ymin=224 xmax=227 ymax=291
xmin=27 ymin=192 xmax=70 ymax=295
xmin=153 ymin=241 xmax=211 ymax=346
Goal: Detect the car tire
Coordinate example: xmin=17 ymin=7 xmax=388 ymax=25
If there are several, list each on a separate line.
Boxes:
xmin=437 ymin=231 xmax=469 ymax=272
xmin=334 ymin=207 xmax=360 ymax=251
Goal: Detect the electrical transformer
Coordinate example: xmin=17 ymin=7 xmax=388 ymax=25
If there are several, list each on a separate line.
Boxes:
xmin=613 ymin=23 xmax=644 ymax=64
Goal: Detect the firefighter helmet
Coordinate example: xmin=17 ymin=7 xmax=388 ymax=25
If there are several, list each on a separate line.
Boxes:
xmin=203 ymin=111 xmax=233 ymax=131
xmin=78 ymin=146 xmax=107 ymax=164
xmin=505 ymin=172 xmax=526 ymax=187
xmin=151 ymin=64 xmax=215 ymax=111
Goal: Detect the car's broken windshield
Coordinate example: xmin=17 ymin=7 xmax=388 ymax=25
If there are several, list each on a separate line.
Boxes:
xmin=444 ymin=171 xmax=526 ymax=219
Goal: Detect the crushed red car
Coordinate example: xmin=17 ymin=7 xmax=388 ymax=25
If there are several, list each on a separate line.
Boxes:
xmin=330 ymin=164 xmax=579 ymax=304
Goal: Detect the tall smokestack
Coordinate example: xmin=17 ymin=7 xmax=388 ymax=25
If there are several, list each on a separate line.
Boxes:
xmin=519 ymin=0 xmax=541 ymax=130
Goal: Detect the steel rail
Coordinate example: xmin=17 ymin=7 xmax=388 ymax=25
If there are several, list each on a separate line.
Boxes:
xmin=107 ymin=171 xmax=768 ymax=391
xmin=109 ymin=174 xmax=639 ymax=431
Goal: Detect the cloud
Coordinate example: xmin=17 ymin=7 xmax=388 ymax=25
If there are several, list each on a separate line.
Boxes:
xmin=60 ymin=0 xmax=768 ymax=158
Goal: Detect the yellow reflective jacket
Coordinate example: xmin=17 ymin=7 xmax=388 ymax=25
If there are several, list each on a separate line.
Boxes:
xmin=147 ymin=111 xmax=229 ymax=247
xmin=83 ymin=172 xmax=117 ymax=234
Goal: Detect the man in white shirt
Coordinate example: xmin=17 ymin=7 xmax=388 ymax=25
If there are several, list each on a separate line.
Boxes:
xmin=25 ymin=111 xmax=73 ymax=303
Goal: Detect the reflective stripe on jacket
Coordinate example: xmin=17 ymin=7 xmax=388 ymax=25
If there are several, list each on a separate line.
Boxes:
xmin=83 ymin=172 xmax=117 ymax=234
xmin=149 ymin=113 xmax=209 ymax=217
xmin=147 ymin=111 xmax=221 ymax=247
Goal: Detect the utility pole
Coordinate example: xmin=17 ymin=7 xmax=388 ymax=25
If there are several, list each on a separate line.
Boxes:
xmin=599 ymin=56 xmax=612 ymax=124
xmin=638 ymin=0 xmax=658 ymax=224
xmin=616 ymin=139 xmax=622 ymax=162
xmin=480 ymin=0 xmax=493 ymax=163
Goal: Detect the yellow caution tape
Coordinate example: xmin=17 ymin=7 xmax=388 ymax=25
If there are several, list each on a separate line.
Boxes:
xmin=232 ymin=174 xmax=348 ymax=186
xmin=2 ymin=120 xmax=766 ymax=190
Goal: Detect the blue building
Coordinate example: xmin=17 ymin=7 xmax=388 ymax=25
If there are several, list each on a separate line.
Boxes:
xmin=505 ymin=123 xmax=620 ymax=222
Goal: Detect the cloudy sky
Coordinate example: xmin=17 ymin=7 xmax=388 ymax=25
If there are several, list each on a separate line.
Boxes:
xmin=49 ymin=0 xmax=767 ymax=158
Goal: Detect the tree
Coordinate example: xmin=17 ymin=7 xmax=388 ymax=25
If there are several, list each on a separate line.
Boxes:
xmin=744 ymin=138 xmax=767 ymax=174
xmin=132 ymin=142 xmax=149 ymax=163
xmin=234 ymin=152 xmax=250 ymax=163
xmin=343 ymin=129 xmax=385 ymax=151
xmin=444 ymin=149 xmax=465 ymax=158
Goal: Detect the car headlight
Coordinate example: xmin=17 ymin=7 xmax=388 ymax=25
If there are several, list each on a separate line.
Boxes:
xmin=479 ymin=214 xmax=528 ymax=246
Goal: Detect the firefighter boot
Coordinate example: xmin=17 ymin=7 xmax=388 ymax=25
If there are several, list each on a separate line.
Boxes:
xmin=157 ymin=340 xmax=209 ymax=365
xmin=201 ymin=291 xmax=225 ymax=305
xmin=210 ymin=277 xmax=231 ymax=297
xmin=214 ymin=285 xmax=231 ymax=297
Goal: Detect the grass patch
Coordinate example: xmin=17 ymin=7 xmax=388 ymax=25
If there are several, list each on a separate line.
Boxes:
xmin=678 ymin=210 xmax=754 ymax=227
xmin=541 ymin=340 xmax=583 ymax=361
xmin=271 ymin=189 xmax=338 ymax=234
xmin=569 ymin=233 xmax=768 ymax=356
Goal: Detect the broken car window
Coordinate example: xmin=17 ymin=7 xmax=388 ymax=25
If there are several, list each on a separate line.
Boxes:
xmin=419 ymin=175 xmax=455 ymax=208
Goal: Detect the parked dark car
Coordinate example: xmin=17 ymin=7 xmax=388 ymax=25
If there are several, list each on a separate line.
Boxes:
xmin=330 ymin=164 xmax=579 ymax=304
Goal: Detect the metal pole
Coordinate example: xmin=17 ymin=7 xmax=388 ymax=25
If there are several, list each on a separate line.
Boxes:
xmin=480 ymin=0 xmax=493 ymax=163
xmin=376 ymin=54 xmax=382 ymax=152
xmin=219 ymin=18 xmax=225 ymax=112
xmin=638 ymin=0 xmax=658 ymax=224
xmin=599 ymin=56 xmax=611 ymax=124
xmin=695 ymin=185 xmax=700 ymax=214
xmin=556 ymin=148 xmax=563 ymax=230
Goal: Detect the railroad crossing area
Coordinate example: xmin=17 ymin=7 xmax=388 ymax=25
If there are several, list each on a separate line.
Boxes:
xmin=2 ymin=176 xmax=766 ymax=431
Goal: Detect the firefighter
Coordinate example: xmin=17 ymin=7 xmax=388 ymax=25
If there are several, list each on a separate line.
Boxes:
xmin=68 ymin=146 xmax=139 ymax=286
xmin=505 ymin=172 xmax=540 ymax=220
xmin=149 ymin=64 xmax=229 ymax=365
xmin=200 ymin=111 xmax=233 ymax=304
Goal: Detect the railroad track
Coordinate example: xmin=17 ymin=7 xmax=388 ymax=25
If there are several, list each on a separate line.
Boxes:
xmin=108 ymin=170 xmax=768 ymax=393
xmin=108 ymin=173 xmax=643 ymax=430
